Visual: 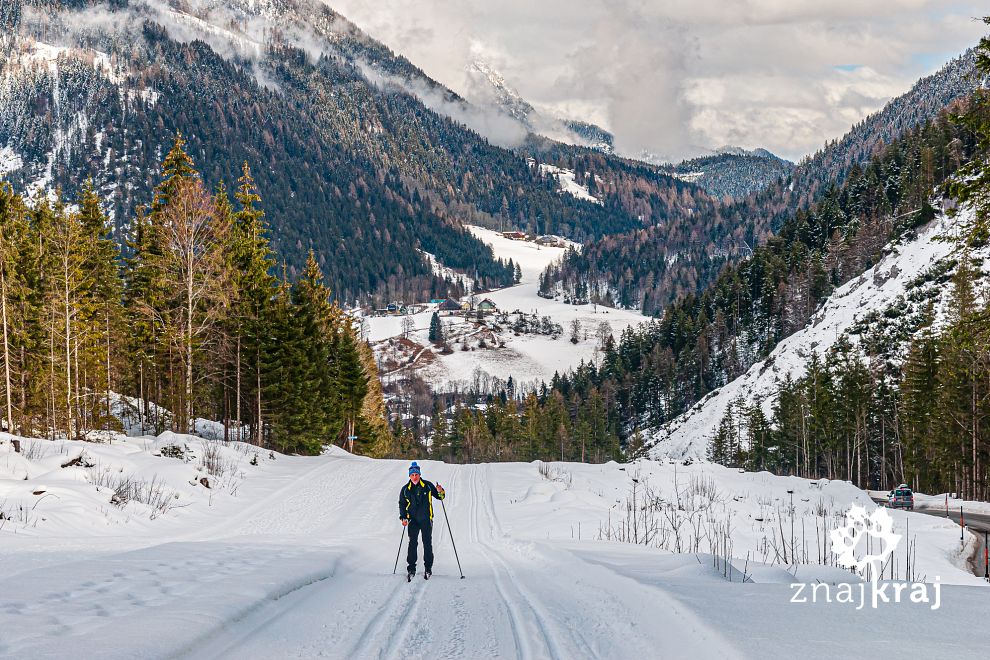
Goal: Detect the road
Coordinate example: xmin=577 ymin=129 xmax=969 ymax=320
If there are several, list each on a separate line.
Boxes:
xmin=4 ymin=457 xmax=989 ymax=659
xmin=871 ymin=495 xmax=990 ymax=579
xmin=180 ymin=461 xmax=738 ymax=660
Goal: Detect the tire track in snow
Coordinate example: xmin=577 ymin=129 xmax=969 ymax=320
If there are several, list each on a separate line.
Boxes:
xmin=415 ymin=467 xmax=482 ymax=660
xmin=466 ymin=465 xmax=526 ymax=658
xmin=387 ymin=466 xmax=473 ymax=660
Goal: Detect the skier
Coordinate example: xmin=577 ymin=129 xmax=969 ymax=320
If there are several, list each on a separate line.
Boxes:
xmin=398 ymin=461 xmax=445 ymax=580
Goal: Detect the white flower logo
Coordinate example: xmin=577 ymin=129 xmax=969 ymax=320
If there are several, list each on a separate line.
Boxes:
xmin=830 ymin=505 xmax=901 ymax=581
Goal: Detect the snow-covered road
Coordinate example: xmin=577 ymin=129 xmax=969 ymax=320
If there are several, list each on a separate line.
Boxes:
xmin=183 ymin=461 xmax=735 ymax=660
xmin=2 ymin=443 xmax=988 ymax=659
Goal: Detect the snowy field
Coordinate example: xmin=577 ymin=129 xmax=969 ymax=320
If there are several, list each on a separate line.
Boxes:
xmin=1 ymin=432 xmax=988 ymax=659
xmin=368 ymin=226 xmax=646 ymax=391
xmin=649 ymin=209 xmax=986 ymax=460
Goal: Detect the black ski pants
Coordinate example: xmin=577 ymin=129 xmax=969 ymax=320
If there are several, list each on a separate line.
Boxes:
xmin=406 ymin=518 xmax=434 ymax=573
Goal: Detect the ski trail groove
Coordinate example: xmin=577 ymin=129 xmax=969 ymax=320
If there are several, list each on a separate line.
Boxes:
xmin=471 ymin=464 xmax=566 ymax=660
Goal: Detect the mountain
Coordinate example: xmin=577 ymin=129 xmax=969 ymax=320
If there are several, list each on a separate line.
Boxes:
xmin=466 ymin=63 xmax=791 ymax=201
xmin=663 ymin=148 xmax=795 ymax=200
xmin=465 ymin=59 xmax=615 ymax=153
xmin=647 ymin=204 xmax=980 ymax=461
xmin=0 ymin=0 xmax=658 ymax=305
xmin=539 ymin=48 xmax=984 ymax=315
xmin=526 ymin=86 xmax=988 ymax=490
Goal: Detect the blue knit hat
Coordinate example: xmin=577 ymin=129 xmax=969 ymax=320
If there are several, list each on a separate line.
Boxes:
xmin=409 ymin=462 xmax=421 ymax=476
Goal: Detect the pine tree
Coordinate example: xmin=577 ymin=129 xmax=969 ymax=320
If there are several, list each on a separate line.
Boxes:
xmin=336 ymin=323 xmax=369 ymax=454
xmin=900 ymin=305 xmax=941 ymax=491
xmin=356 ymin=337 xmax=393 ymax=457
xmin=261 ymin=280 xmax=321 ymax=453
xmin=429 ymin=311 xmax=443 ymax=344
xmin=231 ymin=163 xmax=277 ymax=443
xmin=948 ymin=17 xmax=990 ymax=246
xmin=745 ymin=404 xmax=773 ymax=472
xmin=75 ymin=181 xmax=124 ymax=431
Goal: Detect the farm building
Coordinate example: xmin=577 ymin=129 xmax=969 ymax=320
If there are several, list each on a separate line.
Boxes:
xmin=439 ymin=299 xmax=464 ymax=313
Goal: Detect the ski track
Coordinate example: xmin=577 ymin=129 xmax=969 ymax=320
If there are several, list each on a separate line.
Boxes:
xmin=4 ymin=456 xmax=744 ymax=659
xmin=472 ymin=465 xmax=565 ymax=660
xmin=183 ymin=460 xmax=739 ymax=660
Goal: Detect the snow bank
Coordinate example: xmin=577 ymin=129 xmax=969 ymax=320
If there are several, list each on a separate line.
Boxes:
xmin=0 ymin=146 xmax=23 ymax=176
xmin=0 ymin=434 xmax=985 ymax=658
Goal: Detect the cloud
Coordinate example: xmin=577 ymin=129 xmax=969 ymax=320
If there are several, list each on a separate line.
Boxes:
xmin=327 ymin=0 xmax=989 ymax=161
xmin=21 ymin=1 xmax=528 ymax=145
xmin=355 ymin=60 xmax=528 ymax=148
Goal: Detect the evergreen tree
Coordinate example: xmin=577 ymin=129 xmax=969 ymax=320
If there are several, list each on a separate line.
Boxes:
xmin=428 ymin=311 xmax=443 ymax=344
xmin=231 ymin=163 xmax=278 ymax=443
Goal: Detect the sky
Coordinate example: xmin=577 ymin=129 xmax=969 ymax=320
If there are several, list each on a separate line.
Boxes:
xmin=328 ymin=0 xmax=988 ymax=162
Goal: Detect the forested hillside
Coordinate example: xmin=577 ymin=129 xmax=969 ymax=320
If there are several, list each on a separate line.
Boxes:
xmin=541 ymin=50 xmax=982 ymax=315
xmin=663 ymin=150 xmax=795 ymax=200
xmin=413 ymin=82 xmax=989 ymax=474
xmin=0 ymin=0 xmax=694 ymax=305
xmin=703 ymin=35 xmax=990 ymax=500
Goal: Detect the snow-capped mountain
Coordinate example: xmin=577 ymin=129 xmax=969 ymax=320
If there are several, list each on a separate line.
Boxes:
xmin=713 ymin=146 xmax=779 ymax=159
xmin=465 ymin=59 xmax=615 ymax=153
xmin=0 ymin=0 xmax=643 ymax=305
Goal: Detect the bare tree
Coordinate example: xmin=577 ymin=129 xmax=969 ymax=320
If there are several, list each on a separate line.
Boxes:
xmin=401 ymin=315 xmax=415 ymax=339
xmin=157 ymin=178 xmax=231 ymax=432
xmin=596 ymin=321 xmax=613 ymax=349
xmin=569 ymin=318 xmax=581 ymax=344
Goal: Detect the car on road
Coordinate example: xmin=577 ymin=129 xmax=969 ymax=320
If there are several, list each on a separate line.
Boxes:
xmin=887 ymin=485 xmax=914 ymax=510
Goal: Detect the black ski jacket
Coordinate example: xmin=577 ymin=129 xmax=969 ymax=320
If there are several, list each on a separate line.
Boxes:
xmin=399 ymin=479 xmax=444 ymax=523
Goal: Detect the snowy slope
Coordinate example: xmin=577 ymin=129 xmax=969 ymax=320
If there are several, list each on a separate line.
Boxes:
xmin=0 ymin=431 xmax=986 ymax=659
xmin=0 ymin=146 xmax=22 ymax=175
xmin=536 ymin=161 xmax=602 ymax=205
xmin=648 ymin=208 xmax=981 ymax=460
xmin=368 ymin=226 xmax=646 ymax=390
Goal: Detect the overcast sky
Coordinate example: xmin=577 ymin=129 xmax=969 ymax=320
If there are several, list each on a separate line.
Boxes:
xmin=328 ymin=0 xmax=987 ymax=162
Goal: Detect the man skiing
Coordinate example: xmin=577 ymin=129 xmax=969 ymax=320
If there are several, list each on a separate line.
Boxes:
xmin=399 ymin=461 xmax=445 ymax=580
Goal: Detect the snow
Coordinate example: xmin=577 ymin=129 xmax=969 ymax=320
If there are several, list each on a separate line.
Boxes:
xmin=671 ymin=170 xmax=704 ymax=183
xmin=420 ymin=249 xmax=474 ymax=292
xmin=367 ymin=226 xmax=647 ymax=390
xmin=0 ymin=146 xmax=22 ymax=176
xmin=648 ymin=210 xmax=975 ymax=460
xmin=536 ymin=162 xmax=602 ymax=205
xmin=161 ymin=8 xmax=265 ymax=59
xmin=16 ymin=41 xmax=123 ymax=85
xmin=0 ymin=431 xmax=986 ymax=658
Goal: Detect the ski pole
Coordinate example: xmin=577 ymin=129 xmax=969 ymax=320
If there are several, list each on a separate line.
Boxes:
xmin=439 ymin=494 xmax=465 ymax=579
xmin=393 ymin=526 xmax=406 ymax=575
